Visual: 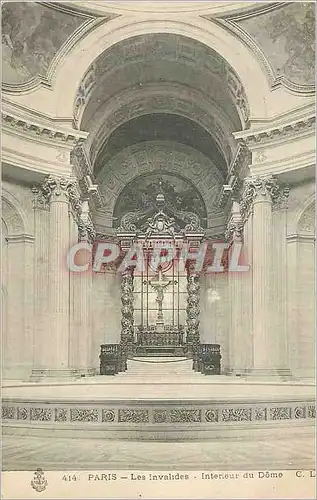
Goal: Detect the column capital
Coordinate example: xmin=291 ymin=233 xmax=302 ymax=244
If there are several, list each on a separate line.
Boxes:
xmin=240 ymin=176 xmax=289 ymax=220
xmin=272 ymin=185 xmax=290 ymax=211
xmin=32 ymin=186 xmax=49 ymax=211
xmin=33 ymin=176 xmax=97 ymax=241
xmin=41 ymin=175 xmax=75 ymax=204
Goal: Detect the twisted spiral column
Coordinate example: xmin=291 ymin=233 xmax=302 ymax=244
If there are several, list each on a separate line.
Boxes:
xmin=120 ymin=268 xmax=134 ymax=355
xmin=186 ymin=265 xmax=201 ymax=366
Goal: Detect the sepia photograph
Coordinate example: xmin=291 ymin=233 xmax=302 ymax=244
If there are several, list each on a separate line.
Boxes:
xmin=1 ymin=1 xmax=316 ymax=498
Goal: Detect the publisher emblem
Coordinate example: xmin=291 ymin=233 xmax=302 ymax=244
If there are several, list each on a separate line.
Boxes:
xmin=31 ymin=468 xmax=48 ymax=492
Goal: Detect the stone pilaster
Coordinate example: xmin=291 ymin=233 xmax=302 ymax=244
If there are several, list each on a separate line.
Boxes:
xmin=243 ymin=176 xmax=290 ymax=378
xmin=31 ymin=187 xmax=49 ymax=371
xmin=226 ymin=202 xmax=250 ymax=376
xmin=272 ymin=189 xmax=292 ymax=377
xmin=31 ymin=176 xmax=80 ymax=380
xmin=241 ymin=212 xmax=253 ymax=372
xmin=70 ymin=201 xmax=96 ymax=376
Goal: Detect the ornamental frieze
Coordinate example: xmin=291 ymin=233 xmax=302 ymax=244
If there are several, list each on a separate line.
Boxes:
xmin=3 ymin=402 xmax=315 ymax=424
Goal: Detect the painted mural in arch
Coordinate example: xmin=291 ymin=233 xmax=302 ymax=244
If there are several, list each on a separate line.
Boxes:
xmin=113 ymin=173 xmax=207 ymax=230
xmin=2 ymin=3 xmax=86 ymax=84
xmin=235 ymin=3 xmax=315 ymax=86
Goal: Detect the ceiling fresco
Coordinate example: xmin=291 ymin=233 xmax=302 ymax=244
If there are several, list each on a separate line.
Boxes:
xmin=234 ymin=3 xmax=315 ymax=87
xmin=2 ymin=3 xmax=87 ymax=84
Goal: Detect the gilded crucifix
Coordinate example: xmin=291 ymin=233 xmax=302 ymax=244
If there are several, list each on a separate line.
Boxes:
xmin=149 ymin=267 xmax=173 ymax=326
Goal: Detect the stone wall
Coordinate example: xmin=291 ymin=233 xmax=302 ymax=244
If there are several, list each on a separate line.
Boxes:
xmin=2 ymin=180 xmax=34 ymax=379
xmin=287 ymin=181 xmax=315 ymax=378
xmin=200 ymin=273 xmax=229 ymax=373
xmin=91 ymin=271 xmax=121 ymax=370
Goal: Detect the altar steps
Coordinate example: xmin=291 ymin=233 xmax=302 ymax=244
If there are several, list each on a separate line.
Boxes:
xmin=119 ymin=357 xmax=201 ymax=377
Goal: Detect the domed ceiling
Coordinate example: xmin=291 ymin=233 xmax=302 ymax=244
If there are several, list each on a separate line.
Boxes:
xmin=76 ymin=32 xmax=249 ymax=179
xmin=74 ymin=32 xmax=250 ymax=232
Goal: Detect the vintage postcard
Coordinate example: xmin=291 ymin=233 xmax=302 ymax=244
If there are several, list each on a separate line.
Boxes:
xmin=1 ymin=1 xmax=315 ymax=499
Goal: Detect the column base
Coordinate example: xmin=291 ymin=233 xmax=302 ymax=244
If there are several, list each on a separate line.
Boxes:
xmin=3 ymin=363 xmax=33 ymax=382
xmin=29 ymin=368 xmax=82 ymax=382
xmin=293 ymin=368 xmax=316 ymax=380
xmin=226 ymin=369 xmax=248 ymax=378
xmin=246 ymin=367 xmax=294 ymax=381
xmin=77 ymin=368 xmax=98 ymax=378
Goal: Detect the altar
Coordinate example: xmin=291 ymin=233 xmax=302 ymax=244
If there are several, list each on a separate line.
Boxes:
xmin=135 ymin=325 xmax=186 ymax=356
xmin=113 ymin=182 xmax=206 ymax=368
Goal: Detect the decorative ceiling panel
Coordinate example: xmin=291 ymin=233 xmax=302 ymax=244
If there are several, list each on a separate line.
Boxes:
xmin=232 ymin=3 xmax=315 ymax=87
xmin=2 ymin=2 xmax=116 ymax=88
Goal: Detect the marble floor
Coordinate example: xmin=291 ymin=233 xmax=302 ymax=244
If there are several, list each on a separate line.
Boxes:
xmin=3 ymin=358 xmax=315 ymax=401
xmin=3 ymin=359 xmax=315 ymax=471
xmin=3 ymin=381 xmax=315 ymax=401
xmin=3 ymin=432 xmax=315 ymax=471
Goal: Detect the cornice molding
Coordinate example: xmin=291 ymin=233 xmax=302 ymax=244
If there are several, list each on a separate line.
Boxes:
xmin=5 ymin=234 xmax=35 ymax=244
xmin=2 ymin=112 xmax=87 ymax=147
xmin=206 ymin=4 xmax=315 ymax=96
xmin=234 ymin=115 xmax=315 ymax=148
xmin=287 ymin=234 xmax=315 ymax=244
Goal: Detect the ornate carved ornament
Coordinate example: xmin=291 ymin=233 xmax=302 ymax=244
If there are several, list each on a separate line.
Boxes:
xmin=71 ymin=144 xmax=103 ymax=209
xmin=217 ymin=144 xmax=250 ymax=209
xmin=95 ymin=232 xmax=118 ymax=243
xmin=31 ymin=186 xmax=49 ymax=211
xmin=217 ymin=176 xmax=239 ymax=210
xmin=234 ymin=116 xmax=315 ymax=148
xmin=32 ymin=175 xmax=96 ymax=242
xmin=240 ymin=175 xmax=289 ymax=221
xmin=2 ymin=112 xmax=87 ymax=146
xmin=116 ymin=184 xmax=205 ymax=239
xmin=2 ymin=196 xmax=26 ymax=234
xmin=2 ymin=401 xmax=316 ymax=425
xmin=77 ymin=200 xmax=96 ymax=242
xmin=298 ymin=204 xmax=315 ymax=234
xmin=225 ymin=66 xmax=250 ymax=125
xmin=225 ymin=202 xmax=244 ymax=242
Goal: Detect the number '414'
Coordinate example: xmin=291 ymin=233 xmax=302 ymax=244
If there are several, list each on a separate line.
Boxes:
xmin=62 ymin=475 xmax=78 ymax=481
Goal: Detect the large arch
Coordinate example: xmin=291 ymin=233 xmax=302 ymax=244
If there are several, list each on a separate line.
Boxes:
xmin=96 ymin=141 xmax=224 ymax=228
xmin=296 ymin=195 xmax=316 ymax=235
xmin=52 ymin=16 xmax=271 ymax=119
xmin=85 ymin=83 xmax=237 ymax=168
xmin=1 ymin=189 xmax=28 ymax=236
xmin=288 ymin=191 xmax=316 ymax=235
